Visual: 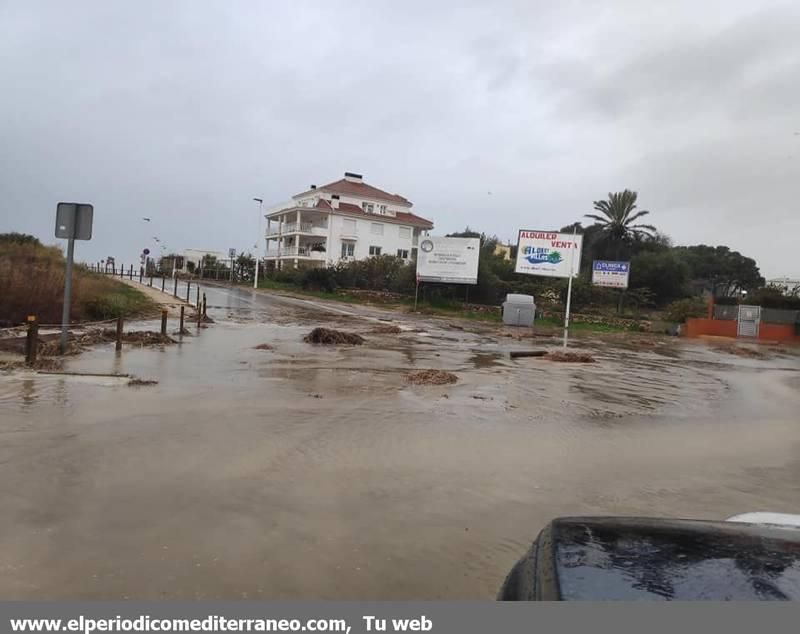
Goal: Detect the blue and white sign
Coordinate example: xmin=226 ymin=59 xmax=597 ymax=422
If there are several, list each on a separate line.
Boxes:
xmin=592 ymin=260 xmax=630 ymax=289
xmin=514 ymin=230 xmax=583 ymax=278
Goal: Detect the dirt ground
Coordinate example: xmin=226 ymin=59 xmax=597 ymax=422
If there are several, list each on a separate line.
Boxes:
xmin=119 ymin=277 xmax=194 ymax=318
xmin=1 ymin=282 xmax=799 ymax=599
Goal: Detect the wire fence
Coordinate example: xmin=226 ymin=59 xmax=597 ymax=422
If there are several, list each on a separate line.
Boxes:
xmin=88 ymin=263 xmax=205 ymax=310
xmin=713 ymin=304 xmax=799 ymax=325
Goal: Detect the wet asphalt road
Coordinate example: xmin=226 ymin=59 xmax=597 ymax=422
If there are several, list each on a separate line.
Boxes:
xmin=1 ymin=283 xmax=799 ymax=598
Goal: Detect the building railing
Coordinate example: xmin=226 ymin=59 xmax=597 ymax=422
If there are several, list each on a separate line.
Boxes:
xmin=266 ymin=222 xmax=327 ymax=237
xmin=264 ymin=246 xmax=326 ymax=258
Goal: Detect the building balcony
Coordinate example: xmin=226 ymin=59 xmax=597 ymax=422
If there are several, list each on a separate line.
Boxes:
xmin=265 ymin=246 xmax=327 ymax=260
xmin=266 ymin=222 xmax=328 ymax=238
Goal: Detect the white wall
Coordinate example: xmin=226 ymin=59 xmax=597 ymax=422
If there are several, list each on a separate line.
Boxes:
xmin=328 ymin=214 xmax=420 ymax=262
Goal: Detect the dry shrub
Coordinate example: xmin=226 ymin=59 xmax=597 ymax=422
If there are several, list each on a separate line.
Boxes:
xmin=303 ymin=328 xmax=365 ymax=345
xmin=0 ymin=242 xmax=155 ymax=325
xmin=546 ymin=351 xmax=595 ymax=363
xmin=407 ymin=369 xmax=459 ymax=385
xmin=0 ymin=242 xmax=71 ymax=324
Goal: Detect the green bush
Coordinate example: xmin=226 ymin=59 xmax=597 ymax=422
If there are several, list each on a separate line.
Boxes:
xmin=302 ymin=267 xmax=338 ymax=293
xmin=745 ymin=287 xmax=800 ymax=310
xmin=630 ymin=250 xmax=690 ymax=304
xmin=664 ymin=297 xmax=708 ymax=323
xmin=271 ymin=268 xmax=305 ymax=285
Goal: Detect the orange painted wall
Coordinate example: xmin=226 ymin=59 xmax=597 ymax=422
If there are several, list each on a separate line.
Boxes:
xmin=685 ymin=318 xmax=737 ymax=338
xmin=759 ymin=323 xmax=800 ymax=343
xmin=685 ymin=318 xmax=800 ymax=343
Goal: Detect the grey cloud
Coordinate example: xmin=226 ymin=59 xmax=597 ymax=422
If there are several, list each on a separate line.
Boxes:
xmin=1 ymin=0 xmax=798 ymax=277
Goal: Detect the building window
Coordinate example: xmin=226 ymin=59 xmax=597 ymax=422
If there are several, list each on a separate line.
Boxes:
xmin=397 ymin=249 xmax=409 ymax=259
xmin=341 ymin=242 xmax=355 ymax=258
xmin=399 ymin=226 xmax=411 ymax=239
xmin=370 ymin=222 xmax=384 ymax=236
xmin=362 ymin=202 xmax=374 ymax=213
xmin=342 ymin=218 xmax=357 ymax=235
xmin=378 ymin=204 xmax=387 ymax=214
xmin=369 ymin=246 xmax=382 ymax=256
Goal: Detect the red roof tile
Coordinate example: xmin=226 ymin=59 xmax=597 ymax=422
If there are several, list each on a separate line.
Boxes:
xmin=295 ymin=178 xmax=412 ymax=206
xmin=314 ymin=198 xmax=433 ymax=229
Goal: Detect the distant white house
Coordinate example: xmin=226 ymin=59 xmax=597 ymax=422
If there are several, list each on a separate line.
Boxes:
xmin=767 ymin=277 xmax=800 ymax=296
xmin=264 ymin=172 xmax=434 ymax=269
xmin=168 ymin=248 xmax=229 ymax=273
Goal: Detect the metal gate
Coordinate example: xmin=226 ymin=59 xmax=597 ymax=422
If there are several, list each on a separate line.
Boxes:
xmin=737 ymin=304 xmax=761 ymax=337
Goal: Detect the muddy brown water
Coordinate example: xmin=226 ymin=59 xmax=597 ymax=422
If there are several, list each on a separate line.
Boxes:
xmin=1 ymin=284 xmax=799 ymax=599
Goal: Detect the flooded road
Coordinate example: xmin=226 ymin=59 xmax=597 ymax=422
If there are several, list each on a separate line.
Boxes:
xmin=1 ymin=283 xmax=799 ymax=598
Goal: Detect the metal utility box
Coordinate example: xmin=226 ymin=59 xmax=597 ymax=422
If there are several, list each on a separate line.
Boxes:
xmin=503 ymin=294 xmax=536 ymax=327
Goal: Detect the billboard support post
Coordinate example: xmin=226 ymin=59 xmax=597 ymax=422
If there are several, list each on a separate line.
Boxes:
xmin=562 ymin=225 xmax=578 ymax=348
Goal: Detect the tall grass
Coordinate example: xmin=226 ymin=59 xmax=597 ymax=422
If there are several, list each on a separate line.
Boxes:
xmin=0 ymin=242 xmax=155 ymax=325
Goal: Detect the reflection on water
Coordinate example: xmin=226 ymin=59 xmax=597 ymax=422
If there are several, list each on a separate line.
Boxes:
xmin=0 ymin=286 xmax=799 ymax=599
xmin=20 ymin=378 xmax=36 ymax=410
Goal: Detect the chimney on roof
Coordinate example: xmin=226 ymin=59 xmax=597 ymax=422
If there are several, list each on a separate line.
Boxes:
xmin=344 ymin=171 xmax=363 ymax=183
xmin=330 ymin=194 xmax=340 ymax=209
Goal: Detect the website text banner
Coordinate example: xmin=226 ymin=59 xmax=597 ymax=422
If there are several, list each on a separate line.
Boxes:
xmin=514 ymin=230 xmax=583 ymax=278
xmin=1 ymin=602 xmax=795 ymax=634
xmin=416 ymin=237 xmax=480 ymax=285
xmin=592 ymin=260 xmax=630 ymax=289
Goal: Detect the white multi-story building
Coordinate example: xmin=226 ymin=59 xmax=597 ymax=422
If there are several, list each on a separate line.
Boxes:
xmin=264 ymin=172 xmax=434 ymax=269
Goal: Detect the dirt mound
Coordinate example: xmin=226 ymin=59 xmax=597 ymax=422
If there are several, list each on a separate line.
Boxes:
xmin=546 ymin=351 xmax=595 ymax=363
xmin=128 ymin=377 xmax=158 ymax=386
xmin=254 ymin=343 xmax=274 ymax=351
xmin=99 ymin=329 xmax=175 ymax=345
xmin=303 ymin=328 xmax=365 ymax=345
xmin=407 ymin=369 xmax=458 ymax=385
xmin=713 ymin=345 xmax=768 ymax=359
xmin=370 ymin=324 xmax=402 ymax=334
xmin=0 ymin=357 xmax=64 ymax=371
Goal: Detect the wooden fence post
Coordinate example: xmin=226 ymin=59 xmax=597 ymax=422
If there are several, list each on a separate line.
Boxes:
xmin=173 ymin=277 xmax=178 ymax=298
xmin=25 ymin=315 xmax=38 ymax=365
xmin=186 ymin=281 xmax=191 ymax=302
xmin=130 ymin=265 xmax=134 ymax=280
xmin=161 ymin=277 xmax=165 ymax=292
xmin=179 ymin=306 xmax=185 ymax=333
xmin=115 ymin=316 xmax=123 ymax=351
xmin=160 ymin=309 xmax=168 ymax=336
xmin=196 ymin=285 xmax=200 ymax=308
xmin=202 ymin=293 xmax=207 ymax=318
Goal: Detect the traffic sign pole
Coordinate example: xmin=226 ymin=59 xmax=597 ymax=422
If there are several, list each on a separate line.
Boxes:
xmin=60 ymin=237 xmax=75 ymax=353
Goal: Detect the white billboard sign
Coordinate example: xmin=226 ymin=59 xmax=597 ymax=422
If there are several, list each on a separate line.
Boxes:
xmin=416 ymin=236 xmax=480 ymax=285
xmin=514 ymin=230 xmax=583 ymax=278
xmin=592 ymin=260 xmax=630 ymax=289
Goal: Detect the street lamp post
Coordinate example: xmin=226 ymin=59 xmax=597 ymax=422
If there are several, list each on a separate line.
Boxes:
xmin=253 ymin=197 xmax=263 ymax=289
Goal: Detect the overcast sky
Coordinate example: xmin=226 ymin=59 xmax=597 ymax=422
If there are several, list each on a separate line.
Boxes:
xmin=1 ymin=0 xmax=798 ymax=277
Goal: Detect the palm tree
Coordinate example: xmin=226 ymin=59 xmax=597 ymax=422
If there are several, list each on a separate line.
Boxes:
xmin=584 ymin=190 xmax=656 ymax=257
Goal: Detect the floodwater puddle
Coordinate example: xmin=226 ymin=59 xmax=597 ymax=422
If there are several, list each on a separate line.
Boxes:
xmin=2 ymin=286 xmax=800 ymax=600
